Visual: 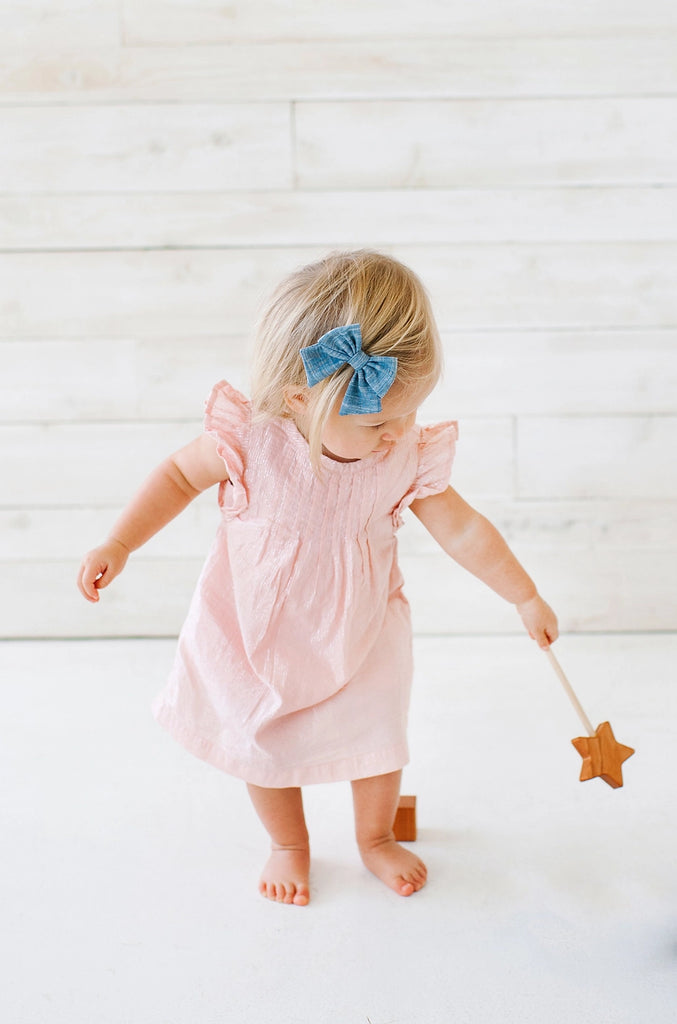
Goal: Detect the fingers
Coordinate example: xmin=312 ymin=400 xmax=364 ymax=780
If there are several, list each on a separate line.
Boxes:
xmin=542 ymin=608 xmax=560 ymax=647
xmin=544 ymin=622 xmax=559 ymax=647
xmin=532 ymin=619 xmax=558 ymax=649
xmin=533 ymin=623 xmax=556 ymax=649
xmin=518 ymin=595 xmax=559 ymax=649
xmin=77 ymin=544 xmax=126 ymax=602
xmin=77 ymin=555 xmax=105 ymax=602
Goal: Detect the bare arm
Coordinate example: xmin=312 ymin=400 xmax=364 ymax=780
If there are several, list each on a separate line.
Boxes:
xmin=77 ymin=433 xmax=228 ymax=602
xmin=410 ymin=486 xmax=558 ymax=647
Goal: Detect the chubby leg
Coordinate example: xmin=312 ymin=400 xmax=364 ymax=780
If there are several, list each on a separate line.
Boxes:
xmin=351 ymin=770 xmax=427 ymax=897
xmin=247 ymin=784 xmax=311 ymax=906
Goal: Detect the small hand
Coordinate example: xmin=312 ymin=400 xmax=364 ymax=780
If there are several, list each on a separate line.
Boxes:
xmin=516 ymin=593 xmax=559 ymax=649
xmin=77 ymin=537 xmax=130 ymax=603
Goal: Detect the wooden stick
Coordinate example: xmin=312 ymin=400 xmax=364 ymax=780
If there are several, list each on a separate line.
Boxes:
xmin=544 ymin=647 xmax=595 ymax=737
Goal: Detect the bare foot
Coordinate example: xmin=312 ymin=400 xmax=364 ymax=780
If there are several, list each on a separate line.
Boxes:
xmin=359 ymin=838 xmax=427 ymax=897
xmin=258 ymin=846 xmax=310 ymax=906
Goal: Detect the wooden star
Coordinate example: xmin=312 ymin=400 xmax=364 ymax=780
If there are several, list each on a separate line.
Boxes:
xmin=571 ymin=721 xmax=635 ymax=789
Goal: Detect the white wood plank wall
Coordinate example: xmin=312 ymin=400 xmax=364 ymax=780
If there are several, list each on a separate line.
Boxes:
xmin=1 ymin=0 xmax=676 ymax=638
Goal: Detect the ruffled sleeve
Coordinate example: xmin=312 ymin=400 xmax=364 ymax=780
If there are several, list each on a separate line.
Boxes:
xmin=392 ymin=420 xmax=458 ymax=528
xmin=203 ymin=380 xmax=251 ymax=517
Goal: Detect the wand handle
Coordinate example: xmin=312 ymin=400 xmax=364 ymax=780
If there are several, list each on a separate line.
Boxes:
xmin=544 ymin=647 xmax=595 ymax=736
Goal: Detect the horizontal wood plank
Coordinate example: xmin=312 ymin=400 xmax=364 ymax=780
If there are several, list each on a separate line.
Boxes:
xmin=2 ymin=36 xmax=677 ymax=102
xmin=0 ymin=499 xmax=219 ymax=561
xmin=0 ymin=249 xmax=304 ymax=337
xmin=121 ymin=0 xmax=677 ymax=44
xmin=411 ymin=243 xmax=677 ymax=330
xmin=0 ymin=105 xmax=291 ymax=192
xmin=1 ymin=545 xmax=674 ymax=638
xmin=518 ymin=416 xmax=677 ymax=499
xmin=0 ymin=416 xmax=514 ymax=507
xmin=3 ymin=500 xmax=674 ymax=561
xmin=4 ymin=330 xmax=675 ymax=423
xmin=0 ymin=1 xmax=119 ymax=49
xmin=2 ymin=422 xmax=201 ymax=508
xmin=427 ymin=330 xmax=677 ymax=419
xmin=401 ymin=498 xmax=677 ymax=554
xmin=0 ymin=339 xmax=250 ymax=422
xmin=296 ymin=98 xmax=677 ymax=188
xmin=0 ymin=559 xmax=199 ymax=638
xmin=406 ymin=546 xmax=677 ymax=633
xmin=2 ymin=188 xmax=677 ymax=251
xmin=2 ymin=245 xmax=676 ymax=337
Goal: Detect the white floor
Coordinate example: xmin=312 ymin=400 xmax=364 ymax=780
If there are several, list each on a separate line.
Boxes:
xmin=1 ymin=634 xmax=675 ymax=1024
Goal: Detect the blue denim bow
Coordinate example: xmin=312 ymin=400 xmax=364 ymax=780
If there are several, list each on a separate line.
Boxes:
xmin=300 ymin=324 xmax=397 ymax=416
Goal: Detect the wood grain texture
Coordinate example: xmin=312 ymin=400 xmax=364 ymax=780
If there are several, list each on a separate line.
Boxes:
xmin=4 ymin=499 xmax=675 ymax=561
xmin=517 ymin=416 xmax=677 ymax=499
xmin=1 ymin=331 xmax=674 ymax=423
xmin=121 ymin=0 xmax=677 ymax=44
xmin=295 ymin=99 xmax=677 ymax=188
xmin=4 ymin=36 xmax=677 ymax=102
xmin=571 ymin=722 xmax=635 ymax=788
xmin=0 ymin=1 xmax=119 ymax=49
xmin=3 ymin=189 xmax=676 ymax=250
xmin=2 ymin=245 xmax=675 ymax=337
xmin=0 ymin=417 xmax=513 ymax=507
xmin=0 ymin=105 xmax=292 ymax=193
xmin=2 ymin=544 xmax=674 ymax=638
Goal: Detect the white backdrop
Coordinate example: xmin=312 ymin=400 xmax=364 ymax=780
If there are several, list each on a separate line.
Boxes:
xmin=1 ymin=0 xmax=676 ymax=638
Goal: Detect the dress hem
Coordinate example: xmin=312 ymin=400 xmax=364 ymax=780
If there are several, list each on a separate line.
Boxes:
xmin=152 ymin=699 xmax=410 ymax=788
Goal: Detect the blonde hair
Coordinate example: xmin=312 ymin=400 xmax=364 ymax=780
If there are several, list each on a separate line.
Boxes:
xmin=251 ymin=250 xmax=443 ymax=468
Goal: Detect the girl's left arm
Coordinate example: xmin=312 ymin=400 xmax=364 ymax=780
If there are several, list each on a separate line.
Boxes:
xmin=410 ymin=486 xmax=558 ymax=648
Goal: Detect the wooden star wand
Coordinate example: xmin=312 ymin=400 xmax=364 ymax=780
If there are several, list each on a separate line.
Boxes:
xmin=545 ymin=647 xmax=635 ymax=789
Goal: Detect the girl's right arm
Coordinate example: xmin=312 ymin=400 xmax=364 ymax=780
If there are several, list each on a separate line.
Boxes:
xmin=77 ymin=433 xmax=228 ymax=603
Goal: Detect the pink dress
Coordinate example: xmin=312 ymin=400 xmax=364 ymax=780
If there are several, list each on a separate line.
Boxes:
xmin=153 ymin=381 xmax=457 ymax=788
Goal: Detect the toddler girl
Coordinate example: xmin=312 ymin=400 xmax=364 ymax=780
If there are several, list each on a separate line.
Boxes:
xmin=78 ymin=250 xmax=558 ymax=907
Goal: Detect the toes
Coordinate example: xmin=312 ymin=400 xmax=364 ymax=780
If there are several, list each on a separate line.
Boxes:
xmin=293 ymin=888 xmax=310 ymax=907
xmin=259 ymin=849 xmax=310 ymax=906
xmin=396 ymin=863 xmax=427 ymax=896
xmin=277 ymin=883 xmax=294 ymax=903
xmin=411 ymin=863 xmax=427 ymax=888
xmin=259 ymin=879 xmax=310 ymax=905
xmin=261 ymin=881 xmax=284 ymax=902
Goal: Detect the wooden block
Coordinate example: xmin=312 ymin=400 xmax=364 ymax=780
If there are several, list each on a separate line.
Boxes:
xmin=393 ymin=795 xmax=417 ymax=842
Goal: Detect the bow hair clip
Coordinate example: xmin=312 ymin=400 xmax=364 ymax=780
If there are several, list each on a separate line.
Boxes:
xmin=300 ymin=324 xmax=397 ymax=416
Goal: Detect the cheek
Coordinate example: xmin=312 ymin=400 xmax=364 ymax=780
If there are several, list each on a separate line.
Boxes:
xmin=322 ymin=421 xmax=360 ymax=455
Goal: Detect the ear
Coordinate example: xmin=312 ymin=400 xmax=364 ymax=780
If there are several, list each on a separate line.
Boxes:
xmin=283 ymin=385 xmax=310 ymax=415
